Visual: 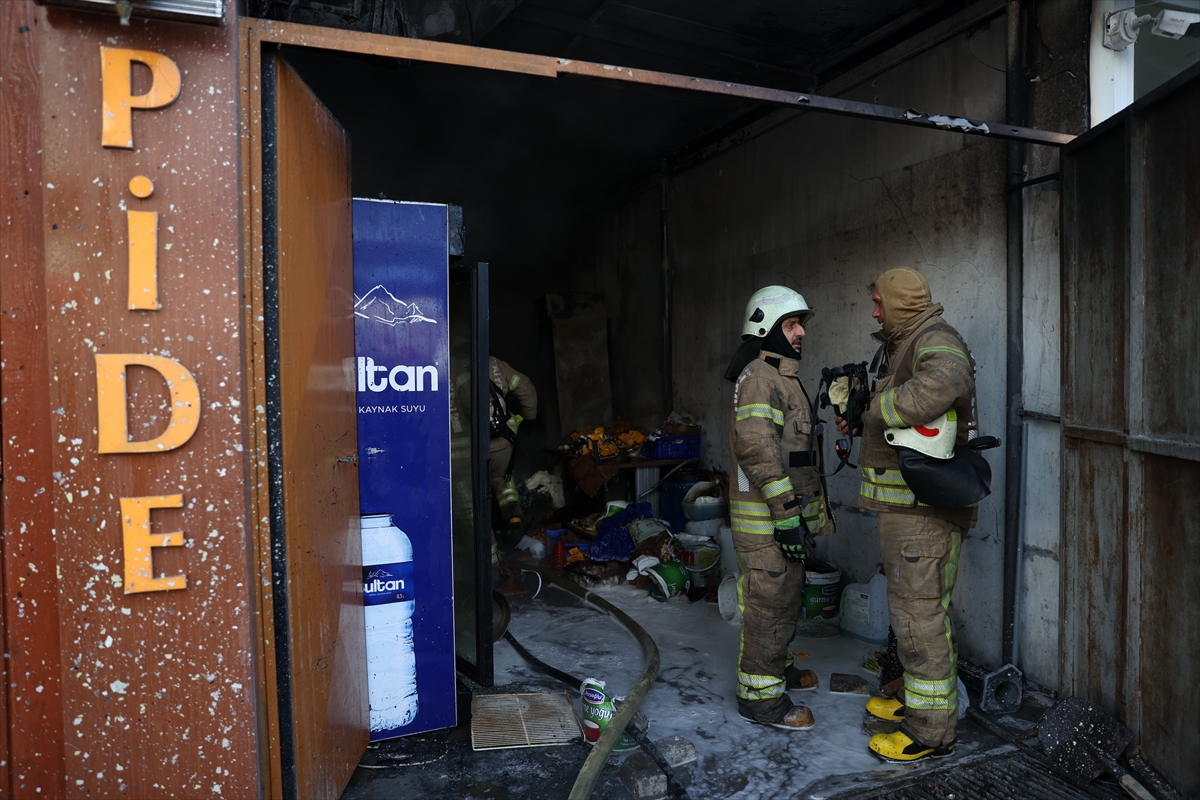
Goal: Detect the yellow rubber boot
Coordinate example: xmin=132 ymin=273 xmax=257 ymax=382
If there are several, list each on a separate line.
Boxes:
xmin=869 ymin=729 xmax=954 ymax=763
xmin=865 ymin=696 xmax=905 ymax=721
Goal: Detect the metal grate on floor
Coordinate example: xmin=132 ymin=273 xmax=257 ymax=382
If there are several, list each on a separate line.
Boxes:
xmin=470 ymin=692 xmax=583 ymax=751
xmin=826 ymin=750 xmax=1113 ymax=800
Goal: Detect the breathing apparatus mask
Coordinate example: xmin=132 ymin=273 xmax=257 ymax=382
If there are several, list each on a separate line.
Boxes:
xmin=809 ymin=361 xmax=870 ymax=476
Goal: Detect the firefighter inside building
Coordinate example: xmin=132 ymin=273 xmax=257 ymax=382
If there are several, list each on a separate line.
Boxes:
xmin=487 ymin=355 xmax=539 ymax=542
xmin=449 ymin=340 xmax=538 ymax=589
xmin=837 ymin=266 xmax=991 ymax=763
xmin=724 ymin=285 xmax=832 ymax=731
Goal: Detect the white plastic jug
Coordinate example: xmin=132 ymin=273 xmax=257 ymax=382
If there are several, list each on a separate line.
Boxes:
xmin=839 ymin=570 xmax=889 ymax=645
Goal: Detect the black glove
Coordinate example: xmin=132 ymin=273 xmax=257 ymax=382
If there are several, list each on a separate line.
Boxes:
xmin=773 ymin=517 xmax=807 ymax=562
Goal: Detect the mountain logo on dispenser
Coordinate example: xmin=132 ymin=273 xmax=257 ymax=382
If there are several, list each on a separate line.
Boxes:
xmin=354 ymin=285 xmax=437 ymax=326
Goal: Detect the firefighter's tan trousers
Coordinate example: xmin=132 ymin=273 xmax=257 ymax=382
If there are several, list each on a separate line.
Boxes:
xmin=878 ymin=513 xmax=963 ymax=747
xmin=490 ymin=438 xmax=521 ymax=521
xmin=735 ymin=546 xmax=805 ymax=718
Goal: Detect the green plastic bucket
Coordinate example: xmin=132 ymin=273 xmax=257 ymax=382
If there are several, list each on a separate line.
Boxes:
xmin=801 ymin=560 xmax=842 ymax=620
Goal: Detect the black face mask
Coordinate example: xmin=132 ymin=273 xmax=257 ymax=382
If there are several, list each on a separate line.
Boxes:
xmin=763 ymin=322 xmax=802 ymax=361
xmin=724 ymin=337 xmax=763 ymax=382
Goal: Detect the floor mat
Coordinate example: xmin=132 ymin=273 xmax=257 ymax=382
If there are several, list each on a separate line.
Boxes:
xmin=826 ymin=750 xmax=1114 ymax=800
xmin=470 ymin=692 xmax=582 ymax=751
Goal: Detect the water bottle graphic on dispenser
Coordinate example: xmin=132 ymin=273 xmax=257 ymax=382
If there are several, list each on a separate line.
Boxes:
xmin=361 ymin=513 xmax=418 ymax=731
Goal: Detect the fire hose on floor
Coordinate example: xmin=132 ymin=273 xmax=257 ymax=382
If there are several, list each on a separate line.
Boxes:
xmin=505 ymin=565 xmax=690 ymax=800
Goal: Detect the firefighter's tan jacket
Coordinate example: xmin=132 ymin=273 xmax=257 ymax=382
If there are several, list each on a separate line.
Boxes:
xmin=449 ymin=357 xmax=537 ymax=460
xmin=484 ymin=357 xmax=537 ymax=511
xmin=729 ymin=350 xmax=831 ymax=553
xmin=488 ymin=357 xmax=537 ymax=453
xmin=858 ymin=304 xmax=978 ymax=530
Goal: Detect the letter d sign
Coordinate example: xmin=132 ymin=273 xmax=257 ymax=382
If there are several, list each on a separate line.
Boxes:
xmin=100 ymin=47 xmax=181 ymax=149
xmin=95 ymin=354 xmax=200 ymax=453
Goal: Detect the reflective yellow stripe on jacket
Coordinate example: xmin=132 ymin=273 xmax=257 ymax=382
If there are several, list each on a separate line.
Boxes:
xmin=859 ymin=467 xmax=916 ymax=506
xmin=878 ymin=388 xmax=906 ymax=428
xmin=735 ymin=403 xmax=784 ymax=427
xmin=761 ymin=477 xmax=793 ymax=500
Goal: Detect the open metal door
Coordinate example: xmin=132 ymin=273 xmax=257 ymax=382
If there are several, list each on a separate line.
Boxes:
xmin=262 ymin=51 xmax=369 ymax=799
xmin=1061 ymin=63 xmax=1200 ymax=796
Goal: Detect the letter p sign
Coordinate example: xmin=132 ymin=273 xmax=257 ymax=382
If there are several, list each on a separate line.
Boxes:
xmin=101 ymin=47 xmax=181 ymax=149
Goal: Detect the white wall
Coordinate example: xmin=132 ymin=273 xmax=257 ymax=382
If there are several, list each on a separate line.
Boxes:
xmin=1090 ymin=0 xmax=1137 ymax=126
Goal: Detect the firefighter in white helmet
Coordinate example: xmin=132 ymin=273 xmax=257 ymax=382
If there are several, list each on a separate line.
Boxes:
xmin=836 ymin=266 xmax=981 ymax=762
xmin=725 ymin=285 xmax=833 ymax=730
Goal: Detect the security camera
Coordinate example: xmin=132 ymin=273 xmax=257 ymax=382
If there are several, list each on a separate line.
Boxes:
xmin=1104 ymin=8 xmax=1200 ymax=51
xmin=1152 ymin=8 xmax=1200 ymax=38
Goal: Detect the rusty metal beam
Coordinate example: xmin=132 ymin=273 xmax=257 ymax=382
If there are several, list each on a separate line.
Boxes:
xmin=242 ymin=18 xmax=1076 ymax=149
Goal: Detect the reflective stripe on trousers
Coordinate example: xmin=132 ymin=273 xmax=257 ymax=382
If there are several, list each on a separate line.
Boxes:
xmin=735 ymin=549 xmax=805 ymax=707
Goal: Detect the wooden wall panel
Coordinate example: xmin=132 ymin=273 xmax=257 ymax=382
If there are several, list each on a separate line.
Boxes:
xmin=1059 ymin=439 xmax=1128 ymax=713
xmin=1140 ymin=80 xmax=1200 ymax=446
xmin=1140 ymin=455 xmax=1200 ymax=797
xmin=0 ymin=4 xmax=66 ymax=797
xmin=27 ymin=6 xmax=260 ymax=797
xmin=1062 ymin=68 xmax=1200 ymax=793
xmin=1062 ymin=128 xmax=1127 ymax=433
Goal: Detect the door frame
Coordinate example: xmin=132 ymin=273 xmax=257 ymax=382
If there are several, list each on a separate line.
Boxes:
xmin=237 ymin=19 xmax=1077 ymax=796
xmin=448 ymin=261 xmax=494 ymax=686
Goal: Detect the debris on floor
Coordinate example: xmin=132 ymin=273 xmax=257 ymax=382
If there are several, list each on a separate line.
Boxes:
xmin=524 ymin=468 xmax=566 ymax=511
xmin=829 ymin=673 xmax=871 ymax=695
xmin=818 ymin=750 xmax=1101 ymax=800
xmin=470 ymin=692 xmax=581 ymax=751
xmin=619 ymin=735 xmax=697 ymax=799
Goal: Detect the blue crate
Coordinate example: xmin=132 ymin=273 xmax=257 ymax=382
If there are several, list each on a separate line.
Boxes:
xmin=650 ymin=434 xmax=701 ymax=460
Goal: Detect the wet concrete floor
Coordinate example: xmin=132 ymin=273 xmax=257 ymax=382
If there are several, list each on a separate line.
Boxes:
xmin=341 ymin=571 xmax=1040 ymax=800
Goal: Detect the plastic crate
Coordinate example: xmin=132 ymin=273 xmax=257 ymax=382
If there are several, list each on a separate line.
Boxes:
xmin=649 ymin=434 xmax=701 ymax=460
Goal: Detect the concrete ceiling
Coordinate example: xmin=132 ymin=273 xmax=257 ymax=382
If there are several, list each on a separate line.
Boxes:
xmin=252 ymin=0 xmax=968 ymax=91
xmin=491 ymin=0 xmax=939 ymax=90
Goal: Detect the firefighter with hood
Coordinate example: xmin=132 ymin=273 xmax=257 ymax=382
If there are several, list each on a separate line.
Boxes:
xmin=725 ymin=285 xmax=832 ymax=730
xmin=487 ymin=356 xmax=538 ymax=541
xmin=837 ymin=266 xmax=983 ymax=762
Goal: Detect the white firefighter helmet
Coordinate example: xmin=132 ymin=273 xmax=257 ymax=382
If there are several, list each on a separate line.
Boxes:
xmin=742 ymin=286 xmax=814 ymax=339
xmin=885 ymin=410 xmax=957 ymax=459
